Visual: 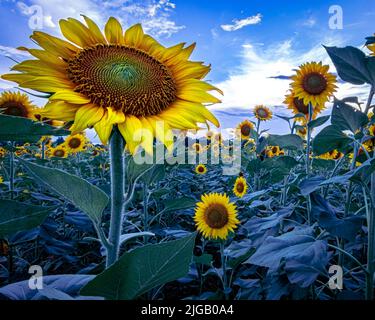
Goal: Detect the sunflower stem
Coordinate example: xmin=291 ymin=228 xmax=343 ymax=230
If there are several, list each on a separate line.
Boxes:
xmin=220 ymin=241 xmax=228 ymax=300
xmin=305 ymin=102 xmax=313 ymax=225
xmin=9 ymin=141 xmax=15 ymax=200
xmin=106 ymin=127 xmax=126 ymax=268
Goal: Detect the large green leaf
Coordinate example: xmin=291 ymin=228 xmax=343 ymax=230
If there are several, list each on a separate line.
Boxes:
xmin=331 ymin=99 xmax=368 ymax=133
xmin=20 ymin=159 xmax=108 ymax=224
xmin=324 ymin=45 xmax=372 ymax=85
xmin=80 ymin=232 xmax=196 ymax=300
xmin=308 ymin=115 xmax=330 ymax=129
xmin=0 ymin=199 xmax=53 ymax=237
xmin=312 ymin=125 xmax=352 ymax=155
xmin=0 ymin=114 xmax=69 ymax=142
xmin=163 ymin=197 xmax=196 ymax=213
xmin=267 ymin=134 xmax=303 ymax=150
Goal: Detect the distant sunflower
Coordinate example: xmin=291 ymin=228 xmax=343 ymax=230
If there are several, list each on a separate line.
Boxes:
xmin=318 ymin=150 xmax=343 ymax=160
xmin=2 ymin=16 xmax=221 ymax=154
xmin=266 ymin=145 xmax=282 ymax=158
xmin=64 ymin=133 xmax=86 ymax=153
xmin=0 ymin=91 xmax=35 ymax=119
xmin=34 ymin=112 xmax=64 ymax=127
xmin=233 ymin=176 xmax=247 ymax=198
xmin=0 ymin=147 xmax=6 ymax=157
xmin=192 ymin=142 xmax=204 ymax=153
xmin=194 ymin=193 xmax=239 ymax=240
xmin=195 ymin=164 xmax=207 ymax=175
xmin=290 ymin=62 xmax=337 ymax=107
xmin=368 ymin=124 xmax=375 ymax=136
xmin=237 ymin=120 xmax=254 ymax=139
xmin=296 ymin=126 xmax=307 ymax=139
xmin=284 ymin=91 xmax=324 ymax=123
xmin=254 ymin=105 xmax=272 ymax=121
xmin=51 ymin=145 xmax=68 ymax=158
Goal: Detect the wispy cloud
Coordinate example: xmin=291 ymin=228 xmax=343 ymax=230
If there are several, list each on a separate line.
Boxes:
xmin=15 ymin=0 xmax=183 ymax=38
xmin=221 ymin=13 xmax=262 ymax=32
xmin=0 ymin=45 xmax=30 ymax=57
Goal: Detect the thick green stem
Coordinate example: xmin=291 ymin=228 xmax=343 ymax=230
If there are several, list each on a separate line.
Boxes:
xmin=305 ymin=103 xmax=313 ymax=224
xmin=220 ymin=242 xmax=228 ymax=300
xmin=9 ymin=142 xmax=15 ymax=199
xmin=106 ymin=127 xmax=126 ymax=268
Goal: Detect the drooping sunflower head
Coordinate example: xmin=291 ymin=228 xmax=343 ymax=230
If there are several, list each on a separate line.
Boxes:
xmin=64 ymin=133 xmax=87 ymax=153
xmin=50 ymin=145 xmax=68 ymax=158
xmin=194 ymin=193 xmax=239 ymax=240
xmin=233 ymin=176 xmax=247 ymax=198
xmin=290 ymin=61 xmax=337 ymax=107
xmin=284 ymin=90 xmax=324 ymax=123
xmin=237 ymin=120 xmax=254 ymax=140
xmin=195 ymin=164 xmax=207 ymax=175
xmin=254 ymin=105 xmax=272 ymax=121
xmin=0 ymin=91 xmax=35 ymax=119
xmin=2 ymin=16 xmax=221 ymax=155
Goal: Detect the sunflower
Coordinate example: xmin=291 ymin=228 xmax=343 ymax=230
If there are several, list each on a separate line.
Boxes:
xmin=237 ymin=120 xmax=254 ymax=139
xmin=194 ymin=193 xmax=239 ymax=240
xmin=290 ymin=62 xmax=337 ymax=107
xmin=266 ymin=145 xmax=282 ymax=158
xmin=0 ymin=91 xmax=35 ymax=119
xmin=50 ymin=145 xmax=68 ymax=158
xmin=191 ymin=142 xmax=204 ymax=153
xmin=195 ymin=164 xmax=207 ymax=175
xmin=64 ymin=133 xmax=87 ymax=153
xmin=318 ymin=150 xmax=343 ymax=160
xmin=0 ymin=147 xmax=6 ymax=157
xmin=368 ymin=124 xmax=375 ymax=136
xmin=254 ymin=105 xmax=272 ymax=121
xmin=296 ymin=126 xmax=307 ymax=139
xmin=233 ymin=176 xmax=247 ymax=198
xmin=367 ymin=34 xmax=375 ymax=55
xmin=2 ymin=16 xmax=221 ymax=154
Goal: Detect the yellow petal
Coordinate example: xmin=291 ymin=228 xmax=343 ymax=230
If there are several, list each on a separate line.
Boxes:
xmin=94 ymin=108 xmax=125 ymax=144
xmin=71 ymin=104 xmax=104 ymax=133
xmin=124 ymin=24 xmax=144 ymax=47
xmin=105 ymin=17 xmax=124 ymax=44
xmin=59 ymin=18 xmax=94 ymax=48
xmin=118 ymin=115 xmax=143 ymax=154
xmin=50 ymin=90 xmax=91 ymax=104
xmin=82 ymin=15 xmax=106 ymax=44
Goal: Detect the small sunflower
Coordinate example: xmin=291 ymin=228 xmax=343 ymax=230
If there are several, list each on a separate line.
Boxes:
xmin=0 ymin=147 xmax=6 ymax=157
xmin=194 ymin=193 xmax=239 ymax=240
xmin=318 ymin=150 xmax=343 ymax=160
xmin=266 ymin=145 xmax=282 ymax=158
xmin=284 ymin=91 xmax=325 ymax=123
xmin=2 ymin=16 xmax=221 ymax=154
xmin=0 ymin=91 xmax=35 ymax=119
xmin=195 ymin=164 xmax=207 ymax=175
xmin=368 ymin=124 xmax=375 ymax=136
xmin=64 ymin=133 xmax=87 ymax=153
xmin=296 ymin=126 xmax=307 ymax=139
xmin=233 ymin=176 xmax=247 ymax=198
xmin=50 ymin=145 xmax=68 ymax=158
xmin=237 ymin=120 xmax=254 ymax=139
xmin=290 ymin=62 xmax=337 ymax=107
xmin=191 ymin=142 xmax=204 ymax=153
xmin=254 ymin=105 xmax=272 ymax=121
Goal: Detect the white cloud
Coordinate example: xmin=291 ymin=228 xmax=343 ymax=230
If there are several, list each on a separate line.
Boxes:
xmin=301 ymin=17 xmax=316 ymax=28
xmin=221 ymin=14 xmax=262 ymax=32
xmin=0 ymin=45 xmax=31 ymax=57
xmin=15 ymin=0 xmax=184 ymax=38
xmin=211 ymin=37 xmax=371 ymax=119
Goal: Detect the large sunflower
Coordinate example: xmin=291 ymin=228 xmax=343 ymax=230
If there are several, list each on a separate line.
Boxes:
xmin=290 ymin=62 xmax=337 ymax=107
xmin=50 ymin=145 xmax=68 ymax=158
xmin=2 ymin=16 xmax=221 ymax=154
xmin=0 ymin=91 xmax=35 ymax=119
xmin=254 ymin=105 xmax=272 ymax=121
xmin=233 ymin=176 xmax=247 ymax=198
xmin=194 ymin=193 xmax=239 ymax=240
xmin=284 ymin=90 xmax=324 ymax=123
xmin=64 ymin=133 xmax=87 ymax=153
xmin=237 ymin=120 xmax=254 ymax=140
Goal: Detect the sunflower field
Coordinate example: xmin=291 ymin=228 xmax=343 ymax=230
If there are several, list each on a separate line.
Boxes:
xmin=0 ymin=15 xmax=375 ymax=302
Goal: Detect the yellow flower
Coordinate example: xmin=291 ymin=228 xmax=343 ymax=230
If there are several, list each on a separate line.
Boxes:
xmin=191 ymin=142 xmax=204 ymax=153
xmin=233 ymin=176 xmax=247 ymax=198
xmin=0 ymin=176 xmax=3 ymax=184
xmin=0 ymin=147 xmax=6 ymax=157
xmin=266 ymin=145 xmax=283 ymax=158
xmin=2 ymin=16 xmax=221 ymax=154
xmin=194 ymin=193 xmax=239 ymax=240
xmin=284 ymin=91 xmax=325 ymax=124
xmin=237 ymin=120 xmax=254 ymax=139
xmin=64 ymin=133 xmax=87 ymax=153
xmin=296 ymin=126 xmax=307 ymax=139
xmin=254 ymin=105 xmax=272 ymax=121
xmin=50 ymin=145 xmax=68 ymax=158
xmin=290 ymin=61 xmax=337 ymax=107
xmin=0 ymin=91 xmax=35 ymax=119
xmin=367 ymin=34 xmax=375 ymax=55
xmin=368 ymin=124 xmax=375 ymax=136
xmin=195 ymin=164 xmax=207 ymax=175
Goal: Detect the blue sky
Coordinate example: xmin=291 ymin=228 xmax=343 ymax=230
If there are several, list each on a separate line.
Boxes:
xmin=0 ymin=0 xmax=374 ymax=137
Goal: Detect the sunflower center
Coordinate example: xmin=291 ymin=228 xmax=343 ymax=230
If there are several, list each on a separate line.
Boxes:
xmin=67 ymin=44 xmax=177 ymax=116
xmin=293 ymin=97 xmax=309 ymax=114
xmin=256 ymin=108 xmax=268 ymax=118
xmin=302 ymin=72 xmax=327 ymax=95
xmin=68 ymin=138 xmax=82 ymax=149
xmin=205 ymin=204 xmax=229 ymax=229
xmin=54 ymin=150 xmax=65 ymax=157
xmin=1 ymin=102 xmax=28 ymax=117
xmin=241 ymin=124 xmax=251 ymax=136
xmin=236 ymin=182 xmax=244 ymax=193
xmin=198 ymin=166 xmax=204 ymax=173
